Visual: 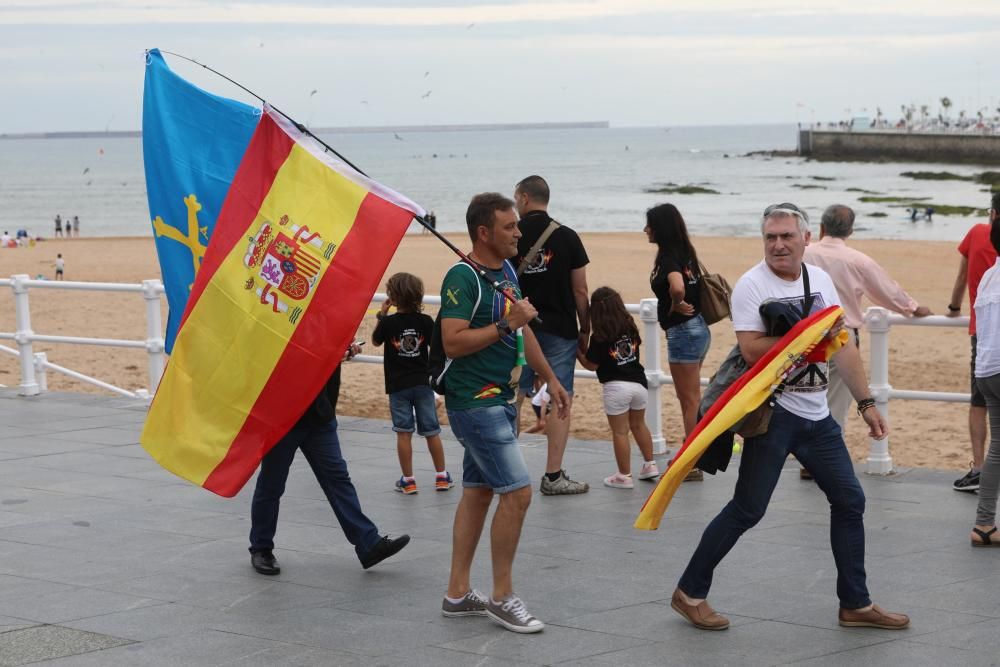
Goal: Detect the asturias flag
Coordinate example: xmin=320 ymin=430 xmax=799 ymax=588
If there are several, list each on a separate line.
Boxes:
xmin=142 ymin=48 xmax=259 ymax=353
xmin=141 ymin=107 xmax=424 ymax=496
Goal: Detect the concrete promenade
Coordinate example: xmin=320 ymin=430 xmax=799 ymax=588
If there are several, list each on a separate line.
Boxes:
xmin=0 ymin=389 xmax=998 ymax=666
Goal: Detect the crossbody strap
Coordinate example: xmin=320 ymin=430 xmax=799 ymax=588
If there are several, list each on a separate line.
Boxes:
xmin=801 ymin=264 xmax=813 ymax=316
xmin=517 ymin=219 xmax=561 ymax=277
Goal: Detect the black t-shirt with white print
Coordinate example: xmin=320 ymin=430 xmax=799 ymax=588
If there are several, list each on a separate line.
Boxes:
xmin=585 ymin=334 xmax=648 ymax=387
xmin=650 ymin=253 xmax=701 ymax=330
xmin=372 ymin=311 xmax=434 ymax=394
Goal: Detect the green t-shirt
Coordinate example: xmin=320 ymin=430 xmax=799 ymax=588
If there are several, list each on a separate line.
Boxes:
xmin=440 ymin=260 xmax=520 ymax=410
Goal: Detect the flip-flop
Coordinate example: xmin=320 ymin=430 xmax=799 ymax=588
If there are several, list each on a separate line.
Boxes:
xmin=971 ymin=526 xmax=1000 ymax=547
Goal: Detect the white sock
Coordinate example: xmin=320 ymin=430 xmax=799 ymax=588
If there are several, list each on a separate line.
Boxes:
xmin=644 ymin=460 xmax=656 ymax=466
xmin=445 ymin=594 xmax=466 ymax=604
xmin=436 ymin=470 xmax=448 ymax=477
xmin=402 ymin=476 xmax=415 ymax=482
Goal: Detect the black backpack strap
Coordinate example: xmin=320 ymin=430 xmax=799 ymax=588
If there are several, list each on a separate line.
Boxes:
xmin=801 ymin=263 xmax=813 ymax=316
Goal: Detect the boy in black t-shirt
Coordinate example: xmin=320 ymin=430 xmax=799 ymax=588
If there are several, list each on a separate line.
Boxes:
xmin=373 ymin=272 xmax=452 ymax=494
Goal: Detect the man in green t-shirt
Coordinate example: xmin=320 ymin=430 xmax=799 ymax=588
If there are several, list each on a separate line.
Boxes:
xmin=440 ymin=192 xmax=569 ymax=634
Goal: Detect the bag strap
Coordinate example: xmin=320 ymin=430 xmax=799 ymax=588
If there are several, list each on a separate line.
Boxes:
xmin=517 ymin=219 xmax=561 ymax=277
xmin=801 ymin=264 xmax=813 ymax=316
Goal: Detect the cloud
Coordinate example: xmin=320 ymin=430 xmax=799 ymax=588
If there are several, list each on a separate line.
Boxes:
xmin=3 ymin=0 xmax=1000 ymax=25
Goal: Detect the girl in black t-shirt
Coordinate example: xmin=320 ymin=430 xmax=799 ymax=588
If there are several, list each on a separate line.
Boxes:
xmin=578 ymin=287 xmax=659 ymax=489
xmin=645 ymin=204 xmax=711 ymax=482
xmin=372 ymin=272 xmax=452 ymax=495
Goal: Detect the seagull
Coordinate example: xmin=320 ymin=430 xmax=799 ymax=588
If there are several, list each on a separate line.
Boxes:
xmin=310 ymin=89 xmax=318 ymax=97
xmin=424 ymin=70 xmax=430 ymax=78
xmin=360 ymin=100 xmax=369 ymax=106
xmin=394 ymin=133 xmax=404 ymax=141
xmin=466 ymin=23 xmax=475 ymax=29
xmin=82 ymin=167 xmax=89 ymax=175
xmin=421 ymin=90 xmax=432 ymax=99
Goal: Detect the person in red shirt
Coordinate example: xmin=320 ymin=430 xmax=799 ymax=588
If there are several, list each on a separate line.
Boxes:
xmin=948 ymin=194 xmax=1000 ymax=492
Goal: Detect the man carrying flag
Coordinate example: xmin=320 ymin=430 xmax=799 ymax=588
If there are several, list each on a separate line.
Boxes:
xmin=670 ymin=204 xmax=908 ymax=632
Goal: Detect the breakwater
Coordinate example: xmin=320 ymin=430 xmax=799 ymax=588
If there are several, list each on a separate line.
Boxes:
xmin=798 ymin=128 xmax=1000 ymax=165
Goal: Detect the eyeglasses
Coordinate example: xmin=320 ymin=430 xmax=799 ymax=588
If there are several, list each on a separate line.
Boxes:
xmin=763 ymin=202 xmax=809 ymax=224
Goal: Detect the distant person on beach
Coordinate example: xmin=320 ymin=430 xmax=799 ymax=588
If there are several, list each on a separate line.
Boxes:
xmin=423 ymin=211 xmax=437 ymax=234
xmin=670 ymin=202 xmax=908 ymax=632
xmin=0 ymin=231 xmax=10 ymax=248
xmin=54 ymin=254 xmax=64 ymax=280
xmin=439 ymin=192 xmax=568 ymax=633
xmin=925 ymin=207 xmax=934 ymax=222
xmin=248 ymin=343 xmax=410 ymax=576
xmin=372 ymin=272 xmax=452 ymax=495
xmin=949 ymin=193 xmax=1000 ymax=493
xmin=803 ymin=204 xmax=931 ymax=437
xmin=577 ymin=286 xmax=659 ymax=489
xmin=72 ymin=216 xmax=80 ymax=237
xmin=513 ymin=175 xmax=591 ymax=495
xmin=54 ymin=215 xmax=63 ymax=238
xmin=909 ymin=208 xmax=919 ymax=223
xmin=646 ymin=203 xmax=711 ymax=482
xmin=968 ymin=211 xmax=1000 ymax=547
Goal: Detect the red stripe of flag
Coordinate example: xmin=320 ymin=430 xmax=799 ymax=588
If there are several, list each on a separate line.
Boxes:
xmin=202 ymin=192 xmax=415 ymax=495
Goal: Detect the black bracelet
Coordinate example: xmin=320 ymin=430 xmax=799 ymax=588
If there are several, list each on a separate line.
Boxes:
xmin=947 ymin=304 xmax=961 ymax=312
xmin=856 ymin=397 xmax=876 ymax=416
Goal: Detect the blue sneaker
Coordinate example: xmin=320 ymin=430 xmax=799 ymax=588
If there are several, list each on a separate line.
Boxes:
xmin=435 ymin=471 xmax=454 ymax=491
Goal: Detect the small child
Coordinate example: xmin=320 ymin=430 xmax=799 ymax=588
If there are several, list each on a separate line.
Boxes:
xmin=578 ymin=286 xmax=659 ymax=489
xmin=372 ymin=272 xmax=452 ymax=494
xmin=55 ymin=254 xmax=65 ymax=281
xmin=525 ymin=379 xmax=550 ymax=434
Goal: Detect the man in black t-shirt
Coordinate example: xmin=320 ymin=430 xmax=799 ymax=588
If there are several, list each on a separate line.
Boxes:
xmin=513 ymin=175 xmax=591 ymax=495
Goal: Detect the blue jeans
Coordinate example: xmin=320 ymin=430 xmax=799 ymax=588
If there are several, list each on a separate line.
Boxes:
xmin=249 ymin=419 xmax=381 ymax=559
xmin=677 ymin=404 xmax=871 ymax=609
xmin=447 ymin=404 xmax=531 ymax=493
xmin=389 ymin=385 xmax=441 ymax=436
xmin=518 ymin=331 xmax=578 ymax=395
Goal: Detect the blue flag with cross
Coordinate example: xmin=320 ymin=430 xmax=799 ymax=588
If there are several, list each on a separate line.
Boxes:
xmin=142 ymin=48 xmax=260 ymax=352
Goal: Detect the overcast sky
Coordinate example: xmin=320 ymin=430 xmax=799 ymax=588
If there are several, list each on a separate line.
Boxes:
xmin=2 ymin=0 xmax=999 ymax=133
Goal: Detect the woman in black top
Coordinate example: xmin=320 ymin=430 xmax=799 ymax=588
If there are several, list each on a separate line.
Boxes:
xmin=646 ymin=204 xmax=712 ymax=453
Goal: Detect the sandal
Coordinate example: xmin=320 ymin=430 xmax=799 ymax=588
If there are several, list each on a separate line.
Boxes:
xmin=971 ymin=526 xmax=1000 ymax=547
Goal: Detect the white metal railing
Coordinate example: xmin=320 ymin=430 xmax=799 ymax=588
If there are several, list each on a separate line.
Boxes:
xmin=0 ymin=274 xmax=165 ymax=401
xmin=863 ymin=307 xmax=970 ymax=475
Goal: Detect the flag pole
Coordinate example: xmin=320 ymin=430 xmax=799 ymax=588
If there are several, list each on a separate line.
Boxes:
xmin=154 ymin=49 xmax=537 ymax=322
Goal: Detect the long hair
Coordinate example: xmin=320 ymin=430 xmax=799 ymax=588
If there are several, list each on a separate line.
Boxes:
xmin=646 ymin=203 xmax=699 ymax=268
xmin=386 ymin=272 xmax=424 ymax=313
xmin=590 ymin=287 xmax=640 ymax=343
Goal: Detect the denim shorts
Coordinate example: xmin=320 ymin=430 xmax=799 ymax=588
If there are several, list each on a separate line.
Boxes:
xmin=389 ymin=385 xmax=441 ymax=436
xmin=666 ymin=313 xmax=711 ymax=364
xmin=518 ymin=331 xmax=578 ymax=395
xmin=447 ymin=404 xmax=531 ymax=493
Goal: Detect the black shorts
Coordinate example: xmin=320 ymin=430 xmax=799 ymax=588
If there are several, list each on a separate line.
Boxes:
xmin=972 ymin=335 xmax=986 ymax=408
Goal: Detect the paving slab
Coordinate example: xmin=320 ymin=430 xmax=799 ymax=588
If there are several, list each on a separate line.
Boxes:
xmin=0 ymin=389 xmax=994 ymax=665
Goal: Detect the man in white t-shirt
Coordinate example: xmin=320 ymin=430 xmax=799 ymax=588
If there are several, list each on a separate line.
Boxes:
xmin=670 ymin=203 xmax=908 ymax=632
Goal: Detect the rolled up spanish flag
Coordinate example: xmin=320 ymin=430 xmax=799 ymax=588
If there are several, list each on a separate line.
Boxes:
xmin=634 ymin=305 xmax=848 ymax=530
xmin=141 ymin=107 xmax=423 ymax=497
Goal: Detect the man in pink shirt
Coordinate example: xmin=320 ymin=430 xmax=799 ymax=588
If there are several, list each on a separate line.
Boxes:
xmin=804 ymin=204 xmax=930 ymax=437
xmin=948 ymin=199 xmax=1000 ymax=492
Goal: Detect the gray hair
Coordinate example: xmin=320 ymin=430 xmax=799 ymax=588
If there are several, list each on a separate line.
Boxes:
xmin=760 ymin=202 xmax=810 ymax=236
xmin=820 ymin=204 xmax=855 ymax=238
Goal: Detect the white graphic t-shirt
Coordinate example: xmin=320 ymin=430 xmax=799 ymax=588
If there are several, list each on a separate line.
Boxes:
xmin=731 ymin=260 xmax=841 ymax=421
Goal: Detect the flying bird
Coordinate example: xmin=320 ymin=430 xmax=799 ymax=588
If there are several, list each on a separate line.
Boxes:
xmin=466 ymin=23 xmax=475 ymax=29
xmin=360 ymin=100 xmax=369 ymax=106
xmin=424 ymin=71 xmax=430 ymax=78
xmin=421 ymin=90 xmax=432 ymax=99
xmin=82 ymin=167 xmax=89 ymax=175
xmin=310 ymin=89 xmax=318 ymax=97
xmin=394 ymin=133 xmax=404 ymax=141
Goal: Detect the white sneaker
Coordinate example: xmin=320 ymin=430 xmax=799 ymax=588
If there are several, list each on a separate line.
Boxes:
xmin=603 ymin=472 xmax=634 ymax=489
xmin=637 ymin=461 xmax=660 ymax=480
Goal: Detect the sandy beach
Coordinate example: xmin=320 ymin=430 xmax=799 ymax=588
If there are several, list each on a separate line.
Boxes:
xmin=0 ymin=231 xmax=977 ymax=471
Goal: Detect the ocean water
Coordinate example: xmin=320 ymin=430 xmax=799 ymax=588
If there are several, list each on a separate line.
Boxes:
xmin=0 ymin=124 xmax=992 ymax=241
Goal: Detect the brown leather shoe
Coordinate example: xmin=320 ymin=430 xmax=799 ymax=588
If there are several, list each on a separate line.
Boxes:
xmin=670 ymin=588 xmax=730 ymax=630
xmin=838 ymin=604 xmax=909 ymax=629
xmin=799 ymin=467 xmax=813 ymax=480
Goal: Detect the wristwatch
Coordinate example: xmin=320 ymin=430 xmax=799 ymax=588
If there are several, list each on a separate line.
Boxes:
xmin=495 ymin=318 xmax=513 ymax=337
xmin=947 ymin=304 xmax=961 ymax=313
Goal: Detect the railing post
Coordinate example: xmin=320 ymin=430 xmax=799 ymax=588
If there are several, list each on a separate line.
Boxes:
xmin=33 ymin=352 xmax=48 ymax=392
xmin=639 ymin=298 xmax=667 ymax=455
xmin=11 ymin=274 xmax=38 ymax=396
xmin=864 ymin=307 xmax=893 ymax=474
xmin=142 ymin=279 xmax=166 ymax=395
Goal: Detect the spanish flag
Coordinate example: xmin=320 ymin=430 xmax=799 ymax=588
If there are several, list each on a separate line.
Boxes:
xmin=634 ymin=305 xmax=848 ymax=530
xmin=141 ymin=107 xmax=423 ymax=497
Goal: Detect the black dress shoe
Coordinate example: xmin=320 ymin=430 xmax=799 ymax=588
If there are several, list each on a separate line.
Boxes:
xmin=360 ymin=534 xmax=410 ymax=569
xmin=251 ymin=549 xmax=281 ymax=575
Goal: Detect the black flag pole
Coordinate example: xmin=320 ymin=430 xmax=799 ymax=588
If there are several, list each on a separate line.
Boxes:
xmin=155 ymin=50 xmax=537 ymax=323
